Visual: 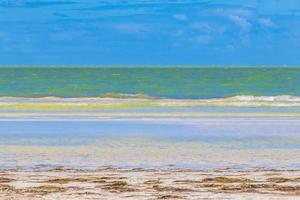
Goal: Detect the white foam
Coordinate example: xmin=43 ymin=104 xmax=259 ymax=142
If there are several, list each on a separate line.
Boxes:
xmin=1 ymin=95 xmax=300 ymax=107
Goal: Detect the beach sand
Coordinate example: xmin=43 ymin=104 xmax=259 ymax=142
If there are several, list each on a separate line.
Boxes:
xmin=1 ymin=167 xmax=300 ymax=199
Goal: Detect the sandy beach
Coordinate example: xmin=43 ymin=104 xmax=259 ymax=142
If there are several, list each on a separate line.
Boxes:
xmin=1 ymin=167 xmax=300 ymax=199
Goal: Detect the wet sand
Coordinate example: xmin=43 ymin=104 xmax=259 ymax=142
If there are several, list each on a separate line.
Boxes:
xmin=1 ymin=167 xmax=300 ymax=199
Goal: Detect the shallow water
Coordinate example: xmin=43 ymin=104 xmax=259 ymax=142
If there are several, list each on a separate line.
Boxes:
xmin=1 ymin=115 xmax=300 ymax=169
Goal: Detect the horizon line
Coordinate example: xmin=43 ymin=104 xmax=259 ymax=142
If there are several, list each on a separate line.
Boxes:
xmin=0 ymin=65 xmax=300 ymax=68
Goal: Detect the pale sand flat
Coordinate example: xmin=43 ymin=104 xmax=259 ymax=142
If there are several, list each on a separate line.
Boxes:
xmin=1 ymin=168 xmax=300 ymax=199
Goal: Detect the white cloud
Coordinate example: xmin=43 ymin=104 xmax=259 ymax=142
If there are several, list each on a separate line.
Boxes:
xmin=257 ymin=18 xmax=274 ymax=27
xmin=213 ymin=8 xmax=253 ymax=18
xmin=209 ymin=7 xmax=253 ymax=32
xmin=173 ymin=14 xmax=188 ymax=21
xmin=189 ymin=22 xmax=227 ymax=35
xmin=228 ymin=15 xmax=251 ymax=31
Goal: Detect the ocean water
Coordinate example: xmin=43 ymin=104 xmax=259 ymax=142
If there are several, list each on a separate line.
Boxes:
xmin=1 ymin=67 xmax=300 ymax=169
xmin=0 ymin=67 xmax=299 ymax=99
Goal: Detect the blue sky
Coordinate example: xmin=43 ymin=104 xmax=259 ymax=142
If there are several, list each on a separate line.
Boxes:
xmin=0 ymin=0 xmax=300 ymax=65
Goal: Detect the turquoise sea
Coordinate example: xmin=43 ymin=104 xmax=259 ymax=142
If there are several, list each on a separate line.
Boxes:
xmin=0 ymin=67 xmax=299 ymax=99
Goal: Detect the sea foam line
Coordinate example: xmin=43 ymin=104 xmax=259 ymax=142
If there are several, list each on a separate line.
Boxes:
xmin=0 ymin=95 xmax=300 ymax=109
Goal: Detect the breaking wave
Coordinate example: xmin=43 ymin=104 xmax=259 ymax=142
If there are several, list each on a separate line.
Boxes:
xmin=0 ymin=94 xmax=300 ymax=110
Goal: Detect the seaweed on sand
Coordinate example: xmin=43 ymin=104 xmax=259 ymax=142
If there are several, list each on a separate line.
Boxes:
xmin=202 ymin=177 xmax=253 ymax=183
xmin=100 ymin=181 xmax=136 ymax=193
xmin=25 ymin=185 xmax=66 ymax=195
